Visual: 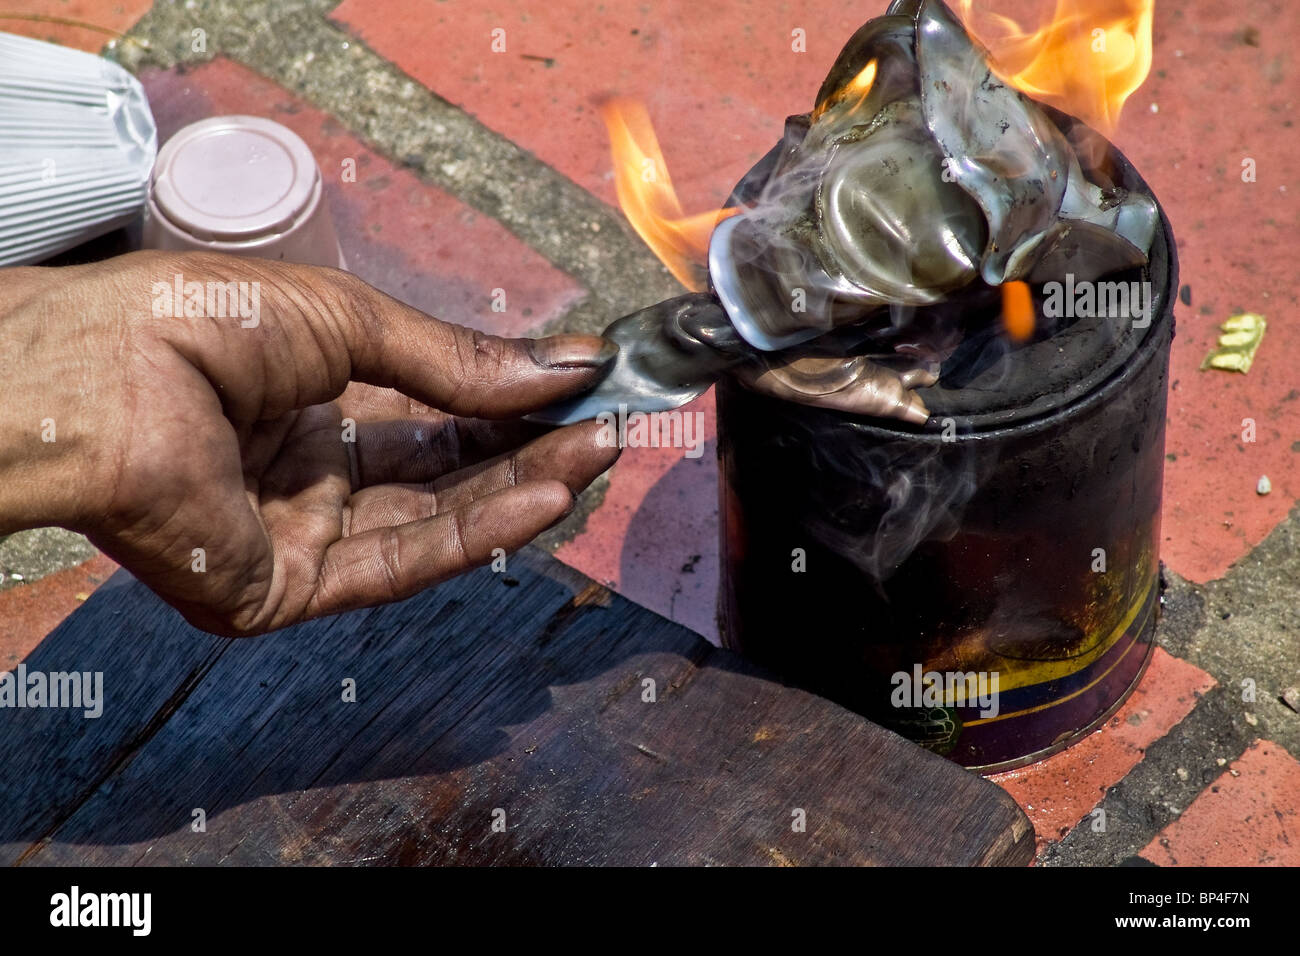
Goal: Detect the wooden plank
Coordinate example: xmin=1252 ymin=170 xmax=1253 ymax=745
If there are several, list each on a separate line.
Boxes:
xmin=1 ymin=549 xmax=1033 ymax=866
xmin=0 ymin=573 xmax=230 ymax=866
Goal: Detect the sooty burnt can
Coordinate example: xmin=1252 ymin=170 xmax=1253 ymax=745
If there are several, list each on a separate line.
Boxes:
xmin=715 ymin=128 xmax=1178 ymax=773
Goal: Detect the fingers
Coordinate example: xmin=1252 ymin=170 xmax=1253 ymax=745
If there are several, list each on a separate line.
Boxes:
xmin=346 ymin=420 xmax=619 ymax=534
xmin=736 ymin=353 xmax=931 ymax=423
xmin=350 ymin=415 xmax=547 ymax=488
xmin=128 ymin=251 xmax=617 ymax=424
xmin=341 ymin=290 xmax=620 ymax=417
xmin=335 ymin=381 xmax=436 ymax=423
xmin=305 ymin=480 xmax=575 ymax=618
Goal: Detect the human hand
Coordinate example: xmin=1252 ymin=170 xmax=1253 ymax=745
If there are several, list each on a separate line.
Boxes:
xmin=0 ymin=252 xmax=620 ymax=635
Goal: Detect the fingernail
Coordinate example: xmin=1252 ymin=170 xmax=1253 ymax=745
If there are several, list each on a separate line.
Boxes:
xmin=902 ymin=391 xmax=930 ymax=425
xmin=530 ymin=334 xmax=619 ymax=369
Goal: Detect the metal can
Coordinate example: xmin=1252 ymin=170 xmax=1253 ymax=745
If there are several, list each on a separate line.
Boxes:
xmin=716 ymin=132 xmax=1177 ymax=772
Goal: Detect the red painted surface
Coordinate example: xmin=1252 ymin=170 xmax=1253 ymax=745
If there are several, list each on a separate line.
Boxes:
xmin=138 ymin=59 xmax=586 ymax=337
xmin=554 ymin=391 xmax=721 ymax=641
xmin=0 ymin=0 xmax=151 ymax=51
xmin=0 ymin=554 xmax=118 ymax=667
xmin=990 ymin=648 xmax=1217 ymax=852
xmin=1106 ymin=1 xmax=1299 ymax=584
xmin=1140 ymin=740 xmax=1300 ymax=865
xmin=331 ymin=0 xmax=875 ymax=218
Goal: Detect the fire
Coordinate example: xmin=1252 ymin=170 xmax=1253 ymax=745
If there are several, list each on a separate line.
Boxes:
xmin=956 ymin=0 xmax=1154 ymax=133
xmin=601 ymin=59 xmax=874 ymax=290
xmin=813 ymin=59 xmax=878 ymax=120
xmin=603 ymin=3 xmax=1153 ymax=337
xmin=601 ymin=98 xmax=735 ymax=291
xmin=1001 ymin=280 xmax=1035 ymax=341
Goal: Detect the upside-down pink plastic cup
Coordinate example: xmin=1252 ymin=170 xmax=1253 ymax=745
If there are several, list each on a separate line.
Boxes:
xmin=142 ymin=115 xmax=345 ymax=269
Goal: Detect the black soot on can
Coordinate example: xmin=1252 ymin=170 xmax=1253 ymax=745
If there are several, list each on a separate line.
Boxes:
xmin=716 ymin=120 xmax=1178 ymax=772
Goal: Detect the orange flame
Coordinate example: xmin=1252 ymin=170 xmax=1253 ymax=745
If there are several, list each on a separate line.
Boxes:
xmin=813 ymin=58 xmax=878 ymax=120
xmin=956 ymin=0 xmax=1154 ymax=133
xmin=1001 ymin=280 xmax=1035 ymax=341
xmin=601 ymin=98 xmax=735 ymax=291
xmin=604 ymin=4 xmax=1153 ymax=326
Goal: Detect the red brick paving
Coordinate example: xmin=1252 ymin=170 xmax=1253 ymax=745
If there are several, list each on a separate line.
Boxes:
xmin=329 ymin=0 xmax=877 ymax=218
xmin=554 ymin=391 xmax=720 ymax=641
xmin=990 ymin=648 xmax=1217 ymax=852
xmin=138 ymin=58 xmax=585 ymax=337
xmin=1140 ymin=740 xmax=1300 ymax=865
xmin=0 ymin=554 xmax=118 ymax=668
xmin=0 ymin=0 xmax=150 ymax=51
xmin=1106 ymin=0 xmax=1300 ymax=584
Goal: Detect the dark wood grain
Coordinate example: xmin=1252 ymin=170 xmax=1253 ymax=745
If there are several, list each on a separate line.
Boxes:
xmin=0 ymin=548 xmax=1033 ymax=866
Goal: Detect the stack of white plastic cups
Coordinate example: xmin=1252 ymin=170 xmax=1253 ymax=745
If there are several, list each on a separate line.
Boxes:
xmin=0 ymin=32 xmax=157 ymax=266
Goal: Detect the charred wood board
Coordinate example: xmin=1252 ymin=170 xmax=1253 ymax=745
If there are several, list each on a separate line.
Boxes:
xmin=0 ymin=547 xmax=1033 ymax=866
